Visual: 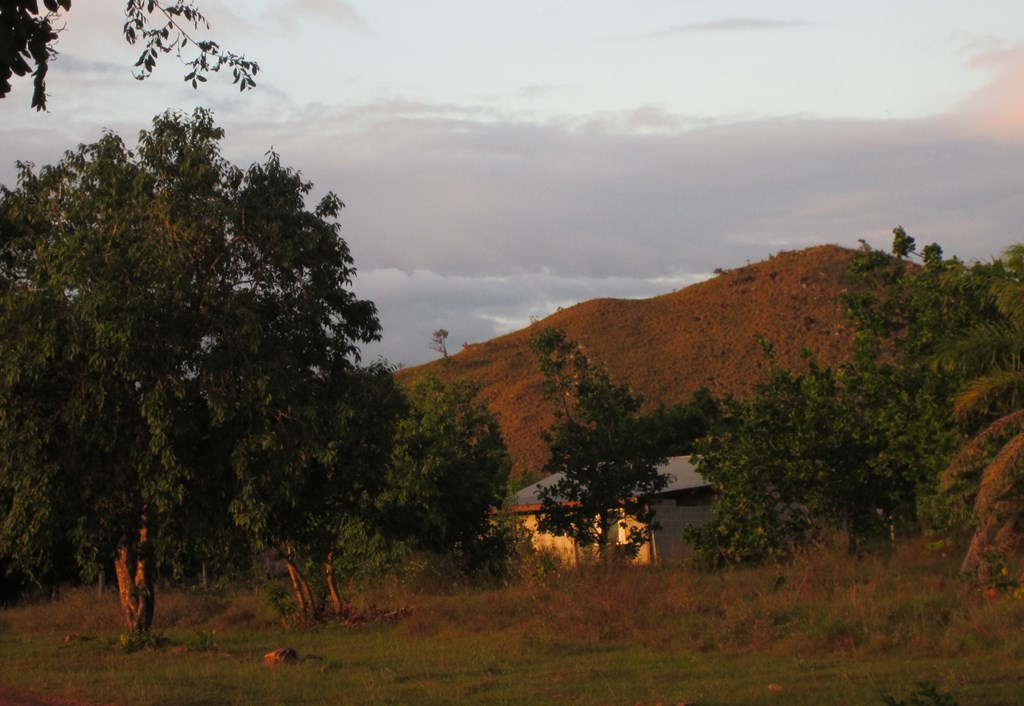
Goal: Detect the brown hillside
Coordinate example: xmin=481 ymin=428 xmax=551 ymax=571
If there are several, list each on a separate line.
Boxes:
xmin=398 ymin=244 xmax=863 ymax=477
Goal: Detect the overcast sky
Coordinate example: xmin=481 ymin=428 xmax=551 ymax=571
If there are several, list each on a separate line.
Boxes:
xmin=2 ymin=1 xmax=1023 ymax=366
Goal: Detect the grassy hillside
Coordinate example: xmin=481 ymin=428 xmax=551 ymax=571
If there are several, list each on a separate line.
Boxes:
xmin=399 ymin=244 xmax=863 ymax=476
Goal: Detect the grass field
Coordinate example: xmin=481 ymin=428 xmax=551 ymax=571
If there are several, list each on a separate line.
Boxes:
xmin=2 ymin=539 xmax=1023 ymax=705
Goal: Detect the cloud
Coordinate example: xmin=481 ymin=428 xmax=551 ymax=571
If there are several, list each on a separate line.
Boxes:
xmin=50 ymin=55 xmax=125 ymax=78
xmin=621 ymin=18 xmax=810 ymax=40
xmin=516 ymin=84 xmax=579 ymax=100
xmin=954 ymin=46 xmax=1024 ymax=142
xmin=235 ymin=97 xmax=1017 ymax=365
xmin=264 ymin=105 xmax=1017 ymax=270
xmin=4 ymin=34 xmax=1024 ymax=369
xmin=262 ymin=0 xmax=371 ymax=33
xmin=274 ymin=49 xmax=1021 ymax=366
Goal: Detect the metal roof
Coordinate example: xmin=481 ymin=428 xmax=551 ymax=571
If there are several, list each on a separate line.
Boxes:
xmin=513 ymin=455 xmax=707 ymax=508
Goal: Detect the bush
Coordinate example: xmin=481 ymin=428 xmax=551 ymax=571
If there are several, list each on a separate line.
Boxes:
xmin=880 ymin=682 xmax=961 ymax=706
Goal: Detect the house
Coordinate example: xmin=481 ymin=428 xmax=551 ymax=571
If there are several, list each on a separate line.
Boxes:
xmin=510 ymin=456 xmax=714 ymax=564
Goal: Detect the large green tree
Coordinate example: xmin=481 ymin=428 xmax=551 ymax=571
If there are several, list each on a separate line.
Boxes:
xmin=233 ymin=362 xmax=405 ymax=624
xmin=0 ymin=108 xmax=379 ymax=632
xmin=529 ymin=327 xmax=668 ymax=557
xmin=381 ymin=373 xmax=512 ymax=572
xmin=689 ymin=230 xmax=997 ymax=567
xmin=688 ymin=346 xmax=917 ymax=565
xmin=1 ymin=1 xmax=257 ymax=110
xmin=844 ymin=230 xmax=1013 ymax=538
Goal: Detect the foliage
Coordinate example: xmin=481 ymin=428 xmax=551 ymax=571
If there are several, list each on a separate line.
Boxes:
xmin=429 ymin=328 xmax=449 ymax=359
xmin=0 ymin=108 xmax=380 ymax=630
xmin=845 ymin=227 xmax=1000 ymax=365
xmin=688 ymin=229 xmax=1000 ymax=567
xmin=319 ymin=517 xmax=409 ymax=588
xmin=879 ymin=682 xmax=961 ymax=706
xmin=124 ymin=1 xmax=258 ymax=91
xmin=688 ymin=345 xmax=920 ymax=565
xmin=529 ymin=327 xmax=668 ymax=555
xmin=382 ymin=373 xmax=513 ymax=572
xmin=234 ymin=361 xmax=404 ymax=624
xmin=193 ymin=628 xmax=218 ymax=652
xmin=844 ymin=231 xmax=1020 ymax=536
xmin=940 ymin=244 xmax=1024 ymax=583
xmin=0 ymin=0 xmax=71 ymax=109
xmin=846 ymin=230 xmax=1024 ymax=582
xmin=638 ymin=388 xmax=723 ymax=458
xmin=1 ymin=1 xmax=257 ymax=110
xmin=117 ymin=628 xmax=166 ymax=653
xmin=263 ymin=582 xmax=300 ymax=626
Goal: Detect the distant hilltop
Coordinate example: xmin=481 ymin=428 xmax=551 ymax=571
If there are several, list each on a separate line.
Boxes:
xmin=398 ymin=244 xmax=864 ymax=477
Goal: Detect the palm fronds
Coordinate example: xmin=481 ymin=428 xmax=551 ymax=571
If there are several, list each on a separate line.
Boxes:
xmin=942 ymin=244 xmax=1024 ymax=582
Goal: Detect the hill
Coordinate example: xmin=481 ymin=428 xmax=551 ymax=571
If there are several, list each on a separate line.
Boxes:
xmin=398 ymin=244 xmax=865 ymax=477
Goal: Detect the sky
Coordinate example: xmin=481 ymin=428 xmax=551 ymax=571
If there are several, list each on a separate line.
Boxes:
xmin=2 ymin=1 xmax=1023 ymax=367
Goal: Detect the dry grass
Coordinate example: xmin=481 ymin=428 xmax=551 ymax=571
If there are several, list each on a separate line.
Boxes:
xmin=393 ymin=536 xmax=1024 ymax=659
xmin=3 ymin=538 xmax=1024 ymax=705
xmin=6 ymin=537 xmax=1021 ymax=659
xmin=1 ymin=585 xmax=279 ymax=638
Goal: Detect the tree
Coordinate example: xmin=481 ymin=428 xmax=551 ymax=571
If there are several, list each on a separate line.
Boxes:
xmin=0 ymin=108 xmax=380 ymax=632
xmin=529 ymin=327 xmax=668 ymax=557
xmin=381 ymin=373 xmax=512 ymax=572
xmin=940 ymin=244 xmax=1024 ymax=583
xmin=638 ymin=389 xmax=722 ymax=458
xmin=430 ymin=328 xmax=449 ymax=360
xmin=233 ymin=362 xmax=405 ymax=624
xmin=689 ymin=230 xmax=1001 ymax=567
xmin=688 ymin=346 xmax=912 ymax=565
xmin=843 ymin=231 xmax=1002 ymax=536
xmin=1 ymin=1 xmax=257 ymax=111
xmin=845 ymin=227 xmax=997 ymax=365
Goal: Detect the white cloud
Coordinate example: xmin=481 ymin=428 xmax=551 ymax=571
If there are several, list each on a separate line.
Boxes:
xmin=260 ymin=0 xmax=370 ymax=33
xmin=651 ymin=18 xmax=811 ymax=35
xmin=955 ymin=46 xmax=1024 ymax=142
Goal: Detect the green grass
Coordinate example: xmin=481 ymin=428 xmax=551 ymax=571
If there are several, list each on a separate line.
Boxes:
xmin=3 ymin=539 xmax=1024 ymax=705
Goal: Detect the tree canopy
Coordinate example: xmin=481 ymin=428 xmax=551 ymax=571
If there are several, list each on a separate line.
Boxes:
xmin=381 ymin=373 xmax=512 ymax=571
xmin=0 ymin=108 xmax=378 ymax=631
xmin=687 ymin=231 xmax=1000 ymax=567
xmin=530 ymin=327 xmax=668 ymax=556
xmin=1 ymin=1 xmax=257 ymax=110
xmin=688 ymin=345 xmax=916 ymax=565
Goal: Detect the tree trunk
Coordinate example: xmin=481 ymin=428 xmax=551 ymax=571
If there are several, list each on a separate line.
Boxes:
xmin=113 ymin=518 xmax=155 ymax=632
xmin=325 ymin=552 xmax=349 ymax=618
xmin=844 ymin=513 xmax=859 ymax=555
xmin=596 ymin=511 xmax=611 ymax=558
xmin=284 ymin=546 xmax=316 ymax=622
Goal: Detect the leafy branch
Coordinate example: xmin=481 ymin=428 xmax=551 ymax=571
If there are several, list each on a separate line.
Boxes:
xmin=123 ymin=1 xmax=259 ymax=91
xmin=0 ymin=0 xmax=71 ymax=110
